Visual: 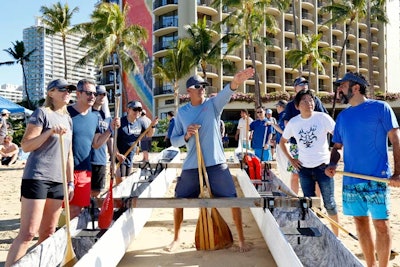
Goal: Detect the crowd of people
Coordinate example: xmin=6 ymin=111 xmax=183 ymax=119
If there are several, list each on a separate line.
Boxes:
xmin=3 ymin=69 xmax=400 ymax=267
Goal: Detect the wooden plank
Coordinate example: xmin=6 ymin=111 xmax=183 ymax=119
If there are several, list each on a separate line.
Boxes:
xmin=235 ymin=169 xmax=303 ymax=267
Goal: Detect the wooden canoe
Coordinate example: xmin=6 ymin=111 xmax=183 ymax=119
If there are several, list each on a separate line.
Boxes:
xmin=12 ymin=147 xmax=181 ymax=267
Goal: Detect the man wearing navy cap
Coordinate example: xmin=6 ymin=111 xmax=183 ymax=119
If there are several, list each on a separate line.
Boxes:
xmin=326 ymin=72 xmax=400 ymax=267
xmin=283 ymin=76 xmax=327 ymax=194
xmin=168 ymin=68 xmax=255 ymax=252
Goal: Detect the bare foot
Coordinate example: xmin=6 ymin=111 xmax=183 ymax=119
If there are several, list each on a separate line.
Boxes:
xmin=233 ymin=241 xmax=252 ymax=252
xmin=164 ymin=240 xmax=179 ymax=252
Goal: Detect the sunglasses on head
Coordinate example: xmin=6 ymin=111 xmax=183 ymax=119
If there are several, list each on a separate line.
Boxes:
xmin=56 ymin=87 xmax=73 ymax=94
xmin=79 ymin=90 xmax=96 ymax=96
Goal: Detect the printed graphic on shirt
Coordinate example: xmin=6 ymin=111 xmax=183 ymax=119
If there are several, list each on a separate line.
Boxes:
xmin=298 ymin=125 xmax=317 ymax=148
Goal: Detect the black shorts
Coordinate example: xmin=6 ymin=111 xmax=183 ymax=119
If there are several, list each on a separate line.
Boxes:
xmin=140 ymin=139 xmax=152 ymax=151
xmin=91 ymin=164 xmax=106 ymax=190
xmin=21 ymin=179 xmax=64 ymax=200
xmin=1 ymin=157 xmax=13 ymax=165
xmin=120 ymin=164 xmax=133 ymax=177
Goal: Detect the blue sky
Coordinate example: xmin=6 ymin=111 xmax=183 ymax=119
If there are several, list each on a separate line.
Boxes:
xmin=0 ymin=0 xmax=96 ymax=86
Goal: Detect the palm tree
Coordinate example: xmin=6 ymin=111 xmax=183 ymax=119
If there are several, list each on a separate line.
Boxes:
xmin=39 ymin=2 xmax=79 ymax=80
xmin=0 ymin=41 xmax=36 ymax=109
xmin=320 ymin=0 xmax=387 ymax=115
xmin=184 ymin=17 xmax=233 ymax=80
xmin=153 ymin=39 xmax=193 ymax=113
xmin=212 ymin=0 xmax=290 ymax=107
xmin=286 ymin=33 xmax=334 ymax=84
xmin=78 ymin=2 xmax=148 ymax=108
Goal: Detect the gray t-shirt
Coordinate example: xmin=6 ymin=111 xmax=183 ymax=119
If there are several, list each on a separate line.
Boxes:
xmin=0 ymin=117 xmax=7 ymax=137
xmin=22 ymin=107 xmax=73 ymax=183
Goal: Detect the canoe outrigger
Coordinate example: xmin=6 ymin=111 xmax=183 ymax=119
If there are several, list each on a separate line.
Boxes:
xmin=13 ymin=147 xmax=181 ymax=267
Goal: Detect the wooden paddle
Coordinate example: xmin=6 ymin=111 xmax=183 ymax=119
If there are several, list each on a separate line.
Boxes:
xmin=98 ymin=94 xmax=120 ymax=229
xmin=336 ymin=171 xmax=389 ymax=184
xmin=59 ymin=134 xmax=78 ymax=266
xmin=194 ymin=131 xmax=233 ymax=250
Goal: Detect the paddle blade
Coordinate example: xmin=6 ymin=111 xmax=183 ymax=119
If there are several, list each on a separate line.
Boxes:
xmin=98 ymin=190 xmax=113 ymax=229
xmin=60 ymin=242 xmax=77 ymax=267
xmin=211 ymin=208 xmax=233 ymax=249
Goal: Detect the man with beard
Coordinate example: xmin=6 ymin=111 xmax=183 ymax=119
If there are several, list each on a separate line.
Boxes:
xmin=325 ymin=72 xmax=400 ymax=267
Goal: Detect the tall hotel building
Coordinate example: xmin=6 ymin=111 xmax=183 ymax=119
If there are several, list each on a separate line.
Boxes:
xmin=23 ymin=18 xmax=97 ymax=102
xmin=152 ymin=0 xmax=400 ymax=117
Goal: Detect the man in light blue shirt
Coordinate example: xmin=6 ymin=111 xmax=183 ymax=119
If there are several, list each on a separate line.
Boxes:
xmin=168 ymin=68 xmax=254 ymax=252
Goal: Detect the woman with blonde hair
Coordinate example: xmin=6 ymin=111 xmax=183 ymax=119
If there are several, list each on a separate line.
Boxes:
xmin=6 ymin=79 xmax=76 ymax=266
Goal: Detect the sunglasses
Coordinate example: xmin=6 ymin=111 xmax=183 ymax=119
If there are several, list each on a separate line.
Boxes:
xmin=79 ymin=90 xmax=96 ymax=96
xmin=131 ymin=107 xmax=142 ymax=112
xmin=190 ymin=84 xmax=207 ymax=89
xmin=95 ymin=93 xmax=106 ymax=97
xmin=256 ymin=111 xmax=264 ymax=113
xmin=56 ymin=87 xmax=73 ymax=94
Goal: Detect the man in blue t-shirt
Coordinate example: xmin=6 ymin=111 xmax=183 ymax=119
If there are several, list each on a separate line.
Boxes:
xmin=68 ymin=79 xmax=119 ymax=218
xmin=164 ymin=111 xmax=175 ymax=147
xmin=249 ymin=107 xmax=274 ymax=161
xmin=283 ymin=76 xmax=327 ymax=194
xmin=325 ymin=72 xmax=400 ymax=267
xmin=168 ymin=68 xmax=255 ymax=252
xmin=90 ymin=85 xmax=112 ymax=197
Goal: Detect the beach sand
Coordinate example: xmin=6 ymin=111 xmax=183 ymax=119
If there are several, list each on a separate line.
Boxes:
xmin=0 ymin=152 xmax=399 ymax=267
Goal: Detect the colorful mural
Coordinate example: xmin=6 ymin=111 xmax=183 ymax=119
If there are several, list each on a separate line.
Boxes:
xmin=123 ymin=0 xmax=153 ymax=117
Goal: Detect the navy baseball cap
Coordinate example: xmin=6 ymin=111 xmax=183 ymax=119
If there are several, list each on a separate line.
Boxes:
xmin=293 ymin=77 xmax=308 ymax=87
xmin=186 ymin=75 xmax=209 ymax=88
xmin=96 ymin=85 xmax=107 ymax=94
xmin=334 ymin=72 xmax=369 ymax=87
xmin=127 ymin=101 xmax=142 ymax=109
xmin=46 ymin=79 xmax=77 ymax=92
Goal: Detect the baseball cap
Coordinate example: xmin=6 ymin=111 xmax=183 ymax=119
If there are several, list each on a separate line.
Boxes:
xmin=46 ymin=78 xmax=77 ymax=92
xmin=186 ymin=75 xmax=209 ymax=88
xmin=96 ymin=85 xmax=107 ymax=95
xmin=266 ymin=109 xmax=273 ymax=114
xmin=127 ymin=100 xmax=142 ymax=109
xmin=275 ymin=100 xmax=288 ymax=107
xmin=1 ymin=109 xmax=11 ymax=115
xmin=293 ymin=77 xmax=309 ymax=87
xmin=334 ymin=72 xmax=369 ymax=87
xmin=141 ymin=109 xmax=146 ymax=115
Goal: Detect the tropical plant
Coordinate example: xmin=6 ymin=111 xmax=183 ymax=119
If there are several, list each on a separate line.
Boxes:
xmin=0 ymin=41 xmax=36 ymax=109
xmin=286 ymin=33 xmax=334 ymax=85
xmin=78 ymin=2 xmax=148 ymax=106
xmin=320 ymin=0 xmax=388 ymax=115
xmin=39 ymin=2 xmax=79 ymax=80
xmin=184 ymin=16 xmax=234 ymax=80
xmin=153 ymin=39 xmax=193 ymax=113
xmin=212 ymin=0 xmax=290 ymax=107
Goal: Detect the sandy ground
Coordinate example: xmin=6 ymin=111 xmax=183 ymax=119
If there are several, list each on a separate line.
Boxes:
xmin=0 ymin=152 xmax=399 ymax=267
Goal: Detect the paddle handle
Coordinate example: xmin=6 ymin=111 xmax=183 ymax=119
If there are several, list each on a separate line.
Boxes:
xmin=110 ymin=94 xmax=121 ymax=179
xmin=195 ymin=132 xmax=205 ymax=197
xmin=336 ymin=171 xmax=389 ymax=184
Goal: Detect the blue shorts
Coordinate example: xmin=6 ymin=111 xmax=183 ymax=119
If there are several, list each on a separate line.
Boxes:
xmin=343 ymin=181 xmax=390 ymax=219
xmin=254 ymin=148 xmax=271 ymax=162
xmin=298 ymin=164 xmax=337 ymax=216
xmin=286 ymin=143 xmax=298 ymax=174
xmin=175 ymin=164 xmax=237 ymax=198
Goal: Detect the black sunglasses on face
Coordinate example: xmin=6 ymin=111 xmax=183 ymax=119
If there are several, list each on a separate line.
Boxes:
xmin=57 ymin=87 xmax=73 ymax=94
xmin=256 ymin=111 xmax=263 ymax=113
xmin=79 ymin=90 xmax=96 ymax=96
xmin=131 ymin=107 xmax=142 ymax=112
xmin=95 ymin=93 xmax=106 ymax=97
